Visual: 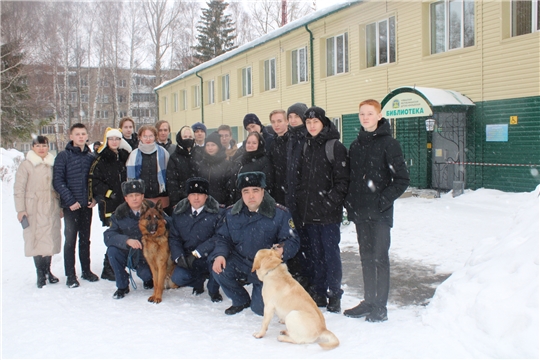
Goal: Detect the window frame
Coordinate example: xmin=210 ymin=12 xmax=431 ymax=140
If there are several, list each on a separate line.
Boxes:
xmin=366 ymin=17 xmax=396 ymax=68
xmin=208 ymin=79 xmax=215 ymax=104
xmin=430 ymin=0 xmax=475 ymax=54
xmin=242 ymin=66 xmax=252 ymax=97
xmin=221 ymin=74 xmax=230 ymax=101
xmin=263 ymin=58 xmax=277 ymax=91
xmin=193 ymin=84 xmax=201 ymax=108
xmin=326 ymin=32 xmax=349 ymax=77
xmin=512 ymin=0 xmax=540 ymax=36
xmin=292 ymin=46 xmax=308 ymax=85
xmin=173 ymin=92 xmax=178 ymax=112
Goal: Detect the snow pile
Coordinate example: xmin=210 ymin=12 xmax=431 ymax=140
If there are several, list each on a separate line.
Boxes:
xmin=423 ymin=185 xmax=539 ymax=358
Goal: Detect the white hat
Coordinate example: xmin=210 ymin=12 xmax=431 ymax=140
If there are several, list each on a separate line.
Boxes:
xmin=98 ymin=127 xmax=132 ymax=153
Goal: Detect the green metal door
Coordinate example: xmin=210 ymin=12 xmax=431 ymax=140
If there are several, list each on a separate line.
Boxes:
xmin=395 ymin=117 xmax=429 ymax=188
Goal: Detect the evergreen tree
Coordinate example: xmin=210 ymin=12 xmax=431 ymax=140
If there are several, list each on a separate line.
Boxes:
xmin=1 ymin=41 xmax=36 ymax=147
xmin=192 ymin=0 xmax=237 ymax=65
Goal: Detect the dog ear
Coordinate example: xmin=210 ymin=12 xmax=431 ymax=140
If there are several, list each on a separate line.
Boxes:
xmin=155 ymin=199 xmax=163 ymax=212
xmin=251 ymin=253 xmax=262 ymax=272
xmin=140 ymin=201 xmax=148 ymax=216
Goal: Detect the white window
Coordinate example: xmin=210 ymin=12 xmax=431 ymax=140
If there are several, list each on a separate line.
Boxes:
xmin=221 ymin=74 xmax=230 ymax=101
xmin=181 ymin=90 xmax=187 ymax=110
xmin=208 ymin=80 xmax=215 ymax=104
xmin=117 ymin=79 xmax=127 ymax=88
xmin=366 ymin=17 xmax=396 ymax=67
xmin=95 ymin=110 xmax=109 ymax=119
xmin=242 ymin=66 xmax=252 ymax=97
xmin=512 ymin=0 xmax=539 ymax=36
xmin=326 ymin=33 xmax=349 ymax=76
xmin=292 ymin=46 xmax=308 ymax=85
xmin=119 ymin=111 xmax=127 ymax=118
xmin=264 ymin=58 xmax=276 ymax=91
xmin=117 ymin=95 xmax=125 ymax=103
xmin=193 ymin=85 xmax=201 ymax=108
xmin=430 ymin=0 xmax=475 ymax=54
xmin=163 ymin=97 xmax=168 ymax=114
xmin=173 ymin=93 xmax=178 ymax=112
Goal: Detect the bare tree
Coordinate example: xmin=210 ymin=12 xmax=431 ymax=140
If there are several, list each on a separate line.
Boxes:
xmin=245 ymin=0 xmax=313 ymax=37
xmin=227 ymin=1 xmax=256 ymax=46
xmin=124 ymin=2 xmax=147 ymax=117
xmin=172 ymin=1 xmax=200 ymax=72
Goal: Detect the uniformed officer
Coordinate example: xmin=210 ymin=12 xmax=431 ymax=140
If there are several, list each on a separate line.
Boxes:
xmin=211 ymin=171 xmax=299 ymax=315
xmin=168 ymin=177 xmax=224 ymax=302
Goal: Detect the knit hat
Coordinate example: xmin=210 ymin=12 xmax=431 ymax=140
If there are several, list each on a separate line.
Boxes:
xmin=236 ymin=171 xmax=267 ymax=190
xmin=205 ymin=131 xmax=223 ymax=150
xmin=304 ymin=106 xmax=331 ymax=126
xmin=243 ymin=113 xmax=262 ymax=130
xmin=185 ymin=177 xmax=209 ymax=195
xmin=287 ymin=103 xmax=308 ymax=121
xmin=191 ymin=122 xmax=207 ymax=133
xmin=98 ymin=127 xmax=133 ymax=153
xmin=121 ymin=179 xmax=145 ymax=196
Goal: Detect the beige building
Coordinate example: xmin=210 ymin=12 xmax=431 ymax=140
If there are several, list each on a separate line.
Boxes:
xmin=155 ymin=0 xmax=540 ymax=192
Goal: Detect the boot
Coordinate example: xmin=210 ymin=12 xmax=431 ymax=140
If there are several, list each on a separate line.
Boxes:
xmin=327 ymin=296 xmax=341 ymax=313
xmin=43 ymin=256 xmax=59 ymax=284
xmin=100 ymin=254 xmax=116 ymax=281
xmin=344 ymin=301 xmax=373 ymax=318
xmin=33 ymin=256 xmax=46 ymax=288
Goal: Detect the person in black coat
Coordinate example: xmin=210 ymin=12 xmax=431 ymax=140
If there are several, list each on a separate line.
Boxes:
xmin=194 ymin=132 xmax=231 ymax=206
xmin=168 ymin=178 xmax=224 ymax=302
xmin=267 ymin=109 xmax=289 ymax=206
xmin=295 ymin=106 xmax=350 ymax=313
xmin=228 ymin=132 xmax=274 ymax=203
xmin=53 ymin=123 xmax=98 ymax=288
xmin=89 ymin=128 xmax=132 ymax=281
xmin=167 ymin=126 xmax=197 ymax=208
xmin=104 ymin=180 xmax=155 ymax=299
xmin=232 ymin=113 xmax=274 ymax=161
xmin=343 ymin=99 xmax=410 ymax=323
xmin=120 ymin=117 xmax=139 ymax=150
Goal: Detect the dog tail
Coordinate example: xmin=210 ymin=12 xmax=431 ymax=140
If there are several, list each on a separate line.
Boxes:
xmin=317 ymin=329 xmax=339 ymax=350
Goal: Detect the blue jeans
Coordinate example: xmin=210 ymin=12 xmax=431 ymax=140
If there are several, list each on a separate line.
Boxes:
xmin=304 ymin=223 xmax=343 ymax=298
xmin=107 ymin=246 xmax=152 ymax=289
xmin=171 ymin=258 xmax=220 ymax=295
xmin=212 ymin=253 xmax=263 ymax=315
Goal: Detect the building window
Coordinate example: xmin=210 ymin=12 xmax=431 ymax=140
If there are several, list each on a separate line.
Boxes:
xmin=221 ymin=74 xmax=230 ymax=101
xmin=181 ymin=90 xmax=187 ymax=110
xmin=95 ymin=110 xmax=109 ymax=119
xmin=292 ymin=46 xmax=308 ymax=84
xmin=430 ymin=0 xmax=475 ymax=54
xmin=80 ymin=78 xmax=88 ymax=87
xmin=132 ymin=108 xmax=154 ymax=118
xmin=173 ymin=93 xmax=178 ymax=112
xmin=100 ymin=79 xmax=110 ymax=87
xmin=242 ymin=66 xmax=252 ymax=96
xmin=326 ymin=33 xmax=349 ymax=76
xmin=193 ymin=84 xmax=201 ymax=108
xmin=117 ymin=95 xmax=125 ymax=103
xmin=264 ymin=58 xmax=276 ymax=91
xmin=81 ymin=93 xmax=88 ymax=103
xmin=119 ymin=111 xmax=127 ymax=118
xmin=132 ymin=93 xmax=155 ymax=102
xmin=117 ymin=79 xmax=127 ymax=88
xmin=163 ymin=97 xmax=168 ymax=114
xmin=208 ymin=79 xmax=215 ymax=104
xmin=69 ymin=92 xmax=77 ymax=103
xmin=367 ymin=17 xmax=396 ymax=67
xmin=512 ymin=0 xmax=539 ymax=36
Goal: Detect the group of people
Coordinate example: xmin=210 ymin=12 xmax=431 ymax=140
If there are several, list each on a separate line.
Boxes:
xmin=14 ymin=99 xmax=410 ymax=323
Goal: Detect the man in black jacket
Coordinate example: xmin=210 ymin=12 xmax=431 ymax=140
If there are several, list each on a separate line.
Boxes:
xmin=296 ymin=106 xmax=350 ymax=313
xmin=344 ymin=99 xmax=410 ymax=322
xmin=53 ymin=123 xmax=98 ymax=288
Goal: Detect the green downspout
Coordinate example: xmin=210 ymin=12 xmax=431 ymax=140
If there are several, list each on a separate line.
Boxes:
xmin=305 ymin=24 xmax=315 ymax=107
xmin=195 ymin=71 xmax=204 ymax=123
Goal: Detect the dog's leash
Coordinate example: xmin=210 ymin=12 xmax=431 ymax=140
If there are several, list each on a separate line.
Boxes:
xmin=127 ymin=248 xmax=139 ymax=290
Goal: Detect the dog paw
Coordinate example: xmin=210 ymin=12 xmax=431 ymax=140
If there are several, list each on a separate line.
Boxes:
xmin=148 ymin=296 xmax=162 ymax=304
xmin=253 ymin=332 xmax=265 ymax=339
xmin=279 ymin=330 xmax=289 ymax=336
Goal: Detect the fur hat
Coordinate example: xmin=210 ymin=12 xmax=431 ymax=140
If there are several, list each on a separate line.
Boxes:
xmin=185 ymin=177 xmax=209 ymax=195
xmin=191 ymin=122 xmax=207 ymax=133
xmin=121 ymin=179 xmax=145 ymax=196
xmin=243 ymin=113 xmax=262 ymax=130
xmin=287 ymin=103 xmax=308 ymax=121
xmin=205 ymin=131 xmax=223 ymax=150
xmin=304 ymin=106 xmax=331 ymax=126
xmin=236 ymin=171 xmax=267 ymax=190
xmin=98 ymin=127 xmax=132 ymax=153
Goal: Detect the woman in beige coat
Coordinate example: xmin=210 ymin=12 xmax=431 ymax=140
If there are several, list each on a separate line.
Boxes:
xmin=14 ymin=136 xmax=62 ymax=288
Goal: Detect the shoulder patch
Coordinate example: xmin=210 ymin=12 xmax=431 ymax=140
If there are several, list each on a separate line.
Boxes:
xmin=276 ymin=203 xmax=289 ymax=212
xmin=288 ymin=218 xmax=295 ymax=230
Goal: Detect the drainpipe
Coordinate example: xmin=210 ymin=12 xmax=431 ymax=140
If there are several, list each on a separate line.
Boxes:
xmin=304 ymin=24 xmax=315 ymax=107
xmin=195 ymin=71 xmax=204 ymax=123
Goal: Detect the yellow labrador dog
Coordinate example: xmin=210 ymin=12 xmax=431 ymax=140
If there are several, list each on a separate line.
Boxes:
xmin=251 ymin=248 xmax=339 ymax=350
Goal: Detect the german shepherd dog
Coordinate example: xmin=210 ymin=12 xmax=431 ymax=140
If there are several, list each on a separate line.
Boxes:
xmin=139 ymin=199 xmax=176 ymax=303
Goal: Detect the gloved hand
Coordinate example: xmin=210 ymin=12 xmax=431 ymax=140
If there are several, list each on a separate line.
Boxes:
xmin=176 ymin=254 xmax=196 ymax=269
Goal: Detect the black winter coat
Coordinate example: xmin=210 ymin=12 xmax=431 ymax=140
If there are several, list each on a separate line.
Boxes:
xmin=268 ymin=132 xmax=289 ymax=205
xmin=168 ymin=195 xmax=224 ymax=261
xmin=229 ymin=147 xmax=274 ymax=203
xmin=53 ymin=141 xmax=95 ymax=208
xmin=123 ymin=133 xmax=138 ymax=150
xmin=296 ymin=122 xmax=350 ymax=225
xmin=166 ymin=144 xmax=196 ymax=208
xmin=89 ymin=147 xmax=130 ymax=226
xmin=345 ymin=118 xmax=410 ymax=227
xmin=285 ymin=124 xmax=307 ymax=225
xmin=195 ymin=150 xmax=231 ymax=206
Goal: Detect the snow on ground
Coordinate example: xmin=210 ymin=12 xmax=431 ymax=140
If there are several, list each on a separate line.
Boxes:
xmin=1 ymin=149 xmax=538 ymax=358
